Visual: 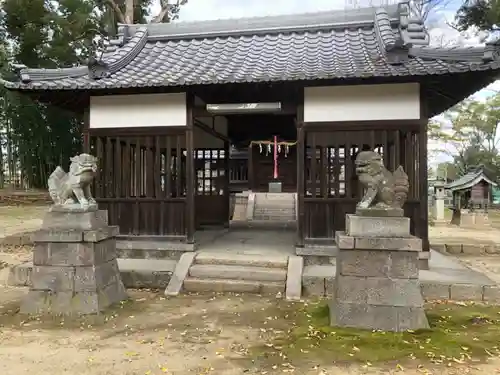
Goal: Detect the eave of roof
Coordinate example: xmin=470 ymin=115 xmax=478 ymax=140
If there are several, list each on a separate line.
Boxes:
xmin=445 ymin=170 xmax=498 ymax=191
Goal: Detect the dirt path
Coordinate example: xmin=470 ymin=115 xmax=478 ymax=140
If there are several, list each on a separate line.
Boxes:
xmin=0 ymin=206 xmax=499 ymax=374
xmin=429 ymin=226 xmax=500 ymax=244
xmin=0 ymin=206 xmax=46 ymax=238
xmin=0 ymin=287 xmax=499 ymax=375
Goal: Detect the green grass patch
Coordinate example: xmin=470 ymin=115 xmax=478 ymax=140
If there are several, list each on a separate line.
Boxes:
xmin=251 ymin=300 xmax=500 ymax=366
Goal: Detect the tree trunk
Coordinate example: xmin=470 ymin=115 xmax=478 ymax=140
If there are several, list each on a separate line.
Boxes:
xmin=125 ymin=0 xmax=134 ymax=24
xmin=6 ymin=118 xmax=13 ymax=187
xmin=0 ymin=132 xmax=4 ymax=189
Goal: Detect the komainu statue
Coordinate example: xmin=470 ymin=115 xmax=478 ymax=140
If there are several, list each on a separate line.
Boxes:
xmin=48 ymin=153 xmax=98 ymax=210
xmin=355 ymin=151 xmax=409 ymax=211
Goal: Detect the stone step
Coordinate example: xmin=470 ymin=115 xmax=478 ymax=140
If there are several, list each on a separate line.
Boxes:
xmin=254 ymin=203 xmax=294 ymax=207
xmin=254 ymin=210 xmax=295 ymax=215
xmin=183 ymin=277 xmax=285 ymax=294
xmin=255 ymin=193 xmax=295 ymax=200
xmin=253 ymin=215 xmax=295 ymax=221
xmin=254 ymin=206 xmax=295 ymax=210
xmin=254 ymin=211 xmax=295 ymax=216
xmin=229 ymin=220 xmax=296 ymax=231
xmin=189 ymin=264 xmax=287 ymax=281
xmin=195 ymin=252 xmax=288 ymax=268
xmin=255 ymin=200 xmax=295 ymax=209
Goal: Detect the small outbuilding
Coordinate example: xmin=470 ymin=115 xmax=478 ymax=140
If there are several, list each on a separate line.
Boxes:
xmin=446 ymin=166 xmax=497 ymax=227
xmin=446 ymin=166 xmax=497 ymax=210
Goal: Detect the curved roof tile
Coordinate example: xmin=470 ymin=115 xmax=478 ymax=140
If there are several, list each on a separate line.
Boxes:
xmin=2 ymin=2 xmax=500 ymax=91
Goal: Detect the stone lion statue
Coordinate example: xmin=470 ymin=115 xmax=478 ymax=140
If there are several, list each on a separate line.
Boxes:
xmin=48 ymin=153 xmax=98 ymax=209
xmin=355 ymin=151 xmax=409 ymax=210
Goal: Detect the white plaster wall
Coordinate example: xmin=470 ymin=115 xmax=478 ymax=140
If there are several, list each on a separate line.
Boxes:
xmin=303 ymin=83 xmax=420 ymax=122
xmin=89 ymin=93 xmax=187 ymax=128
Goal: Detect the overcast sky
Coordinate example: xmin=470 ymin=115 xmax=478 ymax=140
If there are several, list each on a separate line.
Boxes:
xmin=152 ymin=0 xmax=500 ymax=167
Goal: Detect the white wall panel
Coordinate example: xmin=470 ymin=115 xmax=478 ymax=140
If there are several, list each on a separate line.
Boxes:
xmin=89 ymin=93 xmax=187 ymax=128
xmin=303 ymin=83 xmax=420 ymax=122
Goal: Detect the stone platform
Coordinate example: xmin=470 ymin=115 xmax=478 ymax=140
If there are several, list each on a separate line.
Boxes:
xmin=9 ymin=252 xmax=500 ymax=303
xmin=302 ymin=250 xmax=498 ymax=302
xmin=330 ymin=214 xmax=429 ymax=331
xmin=20 ymin=209 xmax=128 ymax=315
xmin=6 ymin=225 xmax=500 ymax=305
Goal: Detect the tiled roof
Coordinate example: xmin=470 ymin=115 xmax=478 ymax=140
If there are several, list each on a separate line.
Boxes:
xmin=2 ymin=2 xmax=500 ymax=91
xmin=445 ymin=167 xmax=497 ymax=191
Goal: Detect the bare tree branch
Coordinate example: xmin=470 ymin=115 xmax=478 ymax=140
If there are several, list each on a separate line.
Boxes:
xmin=151 ymin=0 xmax=187 ymax=23
xmin=152 ymin=0 xmax=171 ymax=24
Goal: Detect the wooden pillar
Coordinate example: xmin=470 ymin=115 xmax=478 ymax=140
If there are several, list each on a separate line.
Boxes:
xmin=224 ymin=139 xmax=230 ymax=227
xmin=83 ymin=107 xmax=90 ymax=153
xmin=296 ymin=98 xmax=305 ymax=247
xmin=419 ymin=86 xmax=430 ymax=261
xmin=248 ymin=143 xmax=254 ymax=191
xmin=297 ymin=124 xmax=305 ymax=247
xmin=186 ymin=94 xmax=195 ymax=243
xmin=419 ymin=122 xmax=429 ymax=253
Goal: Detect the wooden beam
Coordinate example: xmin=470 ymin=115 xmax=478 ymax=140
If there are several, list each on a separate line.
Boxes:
xmin=193 ymin=102 xmax=298 ymax=117
xmin=248 ymin=143 xmax=254 ymax=191
xmin=303 ymin=119 xmax=426 ymax=132
xmin=224 ymin=140 xmax=230 ymax=227
xmin=186 ymin=94 xmax=195 ymax=244
xmin=193 ymin=119 xmax=229 ymax=143
xmin=82 ymin=107 xmax=90 ymax=153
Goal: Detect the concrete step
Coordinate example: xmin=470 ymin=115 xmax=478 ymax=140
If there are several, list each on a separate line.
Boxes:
xmin=195 ymin=252 xmax=288 ymax=268
xmin=189 ymin=264 xmax=287 ymax=281
xmin=183 ymin=277 xmax=285 ymax=294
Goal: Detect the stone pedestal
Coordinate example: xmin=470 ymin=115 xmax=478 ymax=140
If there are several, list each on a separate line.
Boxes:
xmin=21 ymin=208 xmax=128 ymax=315
xmin=331 ymin=214 xmax=429 ymax=332
xmin=268 ymin=181 xmax=282 ymax=193
xmin=459 ymin=211 xmax=490 ymax=228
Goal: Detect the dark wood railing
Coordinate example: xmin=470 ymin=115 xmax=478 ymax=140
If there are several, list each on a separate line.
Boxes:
xmin=300 ymin=126 xmax=427 ymax=247
xmin=89 ymin=131 xmax=187 ymax=237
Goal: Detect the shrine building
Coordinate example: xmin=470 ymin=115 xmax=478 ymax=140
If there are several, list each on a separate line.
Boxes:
xmin=3 ymin=2 xmax=500 ymax=265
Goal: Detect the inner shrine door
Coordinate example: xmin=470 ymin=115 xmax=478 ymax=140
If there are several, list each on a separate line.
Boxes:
xmin=249 ymin=143 xmax=297 ymax=192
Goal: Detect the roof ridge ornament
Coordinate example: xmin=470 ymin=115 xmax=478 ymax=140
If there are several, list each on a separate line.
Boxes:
xmin=386 ymin=38 xmax=411 ymax=64
xmin=397 ymin=2 xmax=429 ymax=47
xmin=483 ymin=38 xmax=500 ymax=62
xmin=88 ymin=57 xmax=110 ymax=80
xmin=374 ymin=7 xmax=409 ymax=65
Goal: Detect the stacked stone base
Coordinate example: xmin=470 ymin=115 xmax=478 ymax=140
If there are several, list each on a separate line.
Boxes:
xmin=21 ymin=209 xmax=128 ymax=315
xmin=331 ymin=214 xmax=429 ymax=332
